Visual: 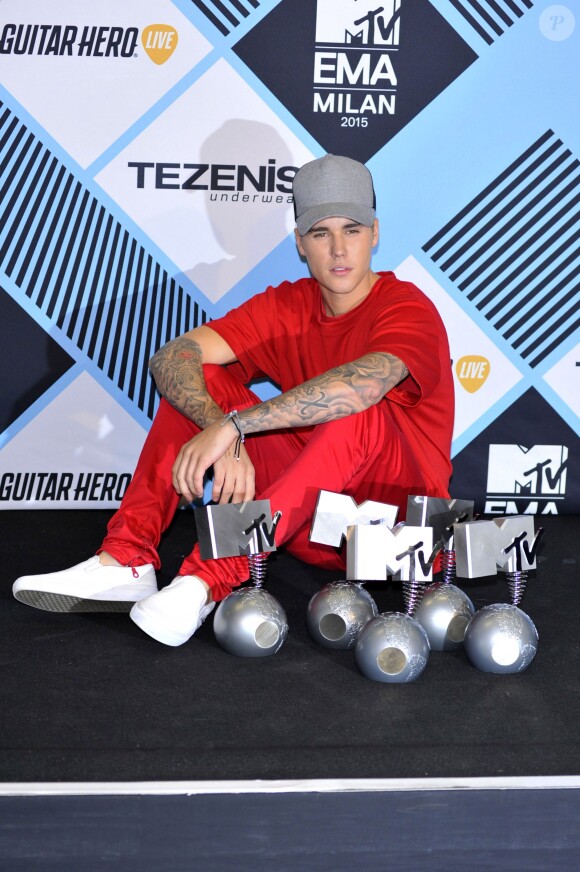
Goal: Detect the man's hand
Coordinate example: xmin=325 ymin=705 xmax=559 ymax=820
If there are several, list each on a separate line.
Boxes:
xmin=171 ymin=420 xmax=256 ymax=504
xmin=211 ymin=443 xmax=255 ymax=505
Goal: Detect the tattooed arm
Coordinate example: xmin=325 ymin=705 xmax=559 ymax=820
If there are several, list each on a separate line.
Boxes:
xmin=166 ymin=346 xmax=409 ymax=502
xmin=148 ymin=331 xmax=233 ymax=427
xmin=237 ymin=352 xmax=409 ymax=433
xmin=149 ymin=327 xmax=257 ymax=504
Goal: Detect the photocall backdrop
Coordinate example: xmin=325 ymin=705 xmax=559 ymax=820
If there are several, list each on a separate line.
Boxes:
xmin=0 ymin=0 xmax=578 ymax=517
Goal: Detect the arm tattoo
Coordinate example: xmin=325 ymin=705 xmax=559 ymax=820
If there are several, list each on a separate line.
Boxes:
xmin=148 ymin=337 xmax=223 ymax=427
xmin=239 ymin=352 xmax=409 ymax=433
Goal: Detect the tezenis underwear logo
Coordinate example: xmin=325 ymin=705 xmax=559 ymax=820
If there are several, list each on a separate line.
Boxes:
xmin=234 ymin=0 xmax=478 ymax=163
xmin=126 ymin=159 xmax=297 ymax=204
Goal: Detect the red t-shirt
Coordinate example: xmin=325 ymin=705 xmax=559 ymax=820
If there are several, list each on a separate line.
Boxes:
xmin=209 ymin=272 xmax=454 ymax=494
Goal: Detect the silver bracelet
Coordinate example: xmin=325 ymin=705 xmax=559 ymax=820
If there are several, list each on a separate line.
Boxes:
xmin=221 ymin=409 xmax=245 ymax=460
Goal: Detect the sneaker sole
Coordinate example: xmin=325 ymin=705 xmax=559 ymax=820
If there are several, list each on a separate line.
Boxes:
xmin=129 ymin=601 xmax=215 ymax=647
xmin=13 ymin=590 xmax=136 ymax=613
xmin=129 ymin=604 xmax=187 ymax=645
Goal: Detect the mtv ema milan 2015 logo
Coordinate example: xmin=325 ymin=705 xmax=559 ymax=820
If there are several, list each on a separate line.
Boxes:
xmin=234 ymin=0 xmax=477 ymax=163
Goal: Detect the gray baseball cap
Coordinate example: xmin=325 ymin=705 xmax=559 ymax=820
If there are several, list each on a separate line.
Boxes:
xmin=293 ymin=154 xmax=376 ymax=236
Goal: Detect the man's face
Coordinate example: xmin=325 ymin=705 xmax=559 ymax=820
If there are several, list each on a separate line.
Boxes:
xmin=295 ymin=216 xmax=379 ymax=315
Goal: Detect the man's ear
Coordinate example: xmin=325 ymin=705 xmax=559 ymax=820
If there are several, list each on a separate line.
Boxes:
xmin=295 ymin=227 xmax=306 ymax=257
xmin=372 ymin=218 xmax=379 ymax=247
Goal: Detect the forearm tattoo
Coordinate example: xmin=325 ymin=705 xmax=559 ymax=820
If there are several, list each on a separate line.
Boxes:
xmin=149 ymin=337 xmax=223 ymax=427
xmin=239 ymin=353 xmax=409 ymax=433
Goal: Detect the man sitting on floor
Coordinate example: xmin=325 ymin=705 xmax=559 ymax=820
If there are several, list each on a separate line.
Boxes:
xmin=13 ymin=154 xmax=454 ymax=646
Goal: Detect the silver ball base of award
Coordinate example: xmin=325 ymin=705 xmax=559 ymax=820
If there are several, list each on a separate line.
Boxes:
xmin=214 ymin=587 xmax=288 ymax=657
xmin=306 ymin=581 xmax=378 ymax=649
xmin=463 ymin=603 xmax=539 ymax=673
xmin=355 ymin=612 xmax=430 ymax=683
xmin=414 ymin=582 xmax=475 ymax=651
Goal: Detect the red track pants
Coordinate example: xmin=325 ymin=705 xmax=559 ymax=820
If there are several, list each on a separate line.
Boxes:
xmin=99 ymin=365 xmax=435 ymax=601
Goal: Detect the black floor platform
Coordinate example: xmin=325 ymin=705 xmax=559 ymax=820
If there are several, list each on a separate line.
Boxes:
xmin=1 ymin=787 xmax=579 ymax=872
xmin=2 ymin=510 xmax=579 ymax=784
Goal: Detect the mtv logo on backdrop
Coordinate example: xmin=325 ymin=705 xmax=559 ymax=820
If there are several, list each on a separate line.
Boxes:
xmin=234 ymin=0 xmax=477 ymax=163
xmin=313 ymin=0 xmax=401 ymax=120
xmin=485 ymin=444 xmax=568 ymax=515
xmin=316 ymin=0 xmax=401 ymax=47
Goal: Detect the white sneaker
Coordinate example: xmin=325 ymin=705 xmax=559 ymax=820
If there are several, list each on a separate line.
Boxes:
xmin=129 ymin=575 xmax=215 ymax=647
xmin=13 ymin=556 xmax=158 ymax=613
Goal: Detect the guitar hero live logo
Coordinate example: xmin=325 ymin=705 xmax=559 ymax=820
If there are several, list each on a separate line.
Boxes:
xmin=234 ymin=0 xmax=477 ymax=163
